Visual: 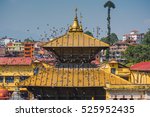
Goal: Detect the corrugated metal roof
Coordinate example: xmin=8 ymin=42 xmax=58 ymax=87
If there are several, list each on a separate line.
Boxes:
xmin=19 ymin=65 xmax=131 ymax=87
xmin=130 ymin=62 xmax=150 ymax=71
xmin=43 ymin=32 xmax=109 ymax=48
xmin=0 ymin=57 xmax=32 ymax=65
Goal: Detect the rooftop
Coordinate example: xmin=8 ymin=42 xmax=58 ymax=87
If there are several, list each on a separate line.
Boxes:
xmin=43 ymin=9 xmax=109 ymax=48
xmin=0 ymin=57 xmax=32 ymax=65
xmin=130 ymin=62 xmax=150 ymax=71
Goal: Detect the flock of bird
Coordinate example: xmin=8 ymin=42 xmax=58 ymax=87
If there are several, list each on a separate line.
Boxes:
xmin=26 ymin=24 xmax=104 ymax=41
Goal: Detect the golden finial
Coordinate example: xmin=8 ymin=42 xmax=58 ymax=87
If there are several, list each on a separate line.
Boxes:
xmin=69 ymin=8 xmax=83 ymax=32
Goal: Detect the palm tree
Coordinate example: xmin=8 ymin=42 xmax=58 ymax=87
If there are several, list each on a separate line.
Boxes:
xmin=104 ymin=0 xmax=115 ymax=44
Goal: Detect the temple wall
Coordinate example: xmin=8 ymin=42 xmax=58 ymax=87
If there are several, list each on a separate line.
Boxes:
xmin=130 ymin=71 xmax=150 ymax=84
xmin=108 ymin=90 xmax=145 ymax=100
xmin=0 ymin=66 xmax=34 ymax=76
xmin=144 ymin=91 xmax=150 ymax=100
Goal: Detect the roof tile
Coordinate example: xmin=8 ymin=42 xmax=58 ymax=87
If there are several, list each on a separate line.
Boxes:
xmin=0 ymin=57 xmax=32 ymax=65
xmin=130 ymin=62 xmax=150 ymax=71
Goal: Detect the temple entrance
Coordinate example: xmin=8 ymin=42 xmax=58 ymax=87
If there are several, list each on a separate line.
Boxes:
xmin=28 ymin=87 xmax=106 ymax=100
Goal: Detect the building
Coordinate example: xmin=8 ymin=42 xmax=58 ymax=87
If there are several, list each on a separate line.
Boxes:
xmin=107 ymin=61 xmax=150 ymax=100
xmin=101 ymin=59 xmax=130 ymax=79
xmin=18 ymin=11 xmax=150 ymax=100
xmin=0 ymin=37 xmax=16 ymax=46
xmin=19 ymin=11 xmax=111 ymax=100
xmin=33 ymin=41 xmax=57 ymax=65
xmin=34 ymin=41 xmax=49 ymax=57
xmin=0 ymin=46 xmax=6 ymax=57
xmin=34 ymin=41 xmax=42 ymax=56
xmin=0 ymin=57 xmax=52 ymax=99
xmin=109 ymin=39 xmax=137 ymax=62
xmin=6 ymin=42 xmax=24 ymax=57
xmin=24 ymin=42 xmax=35 ymax=58
xmin=123 ymin=30 xmax=144 ymax=43
xmin=0 ymin=57 xmax=34 ymax=98
xmin=130 ymin=62 xmax=150 ymax=84
xmin=0 ymin=57 xmax=36 ymax=99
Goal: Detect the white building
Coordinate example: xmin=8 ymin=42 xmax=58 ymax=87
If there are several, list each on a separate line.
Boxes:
xmin=0 ymin=37 xmax=16 ymax=46
xmin=123 ymin=30 xmax=144 ymax=43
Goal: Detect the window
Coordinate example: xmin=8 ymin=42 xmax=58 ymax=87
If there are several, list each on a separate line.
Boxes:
xmin=25 ymin=44 xmax=31 ymax=46
xmin=25 ymin=52 xmax=30 ymax=54
xmin=25 ymin=48 xmax=30 ymax=51
xmin=111 ymin=68 xmax=116 ymax=74
xmin=5 ymin=76 xmax=14 ymax=83
xmin=0 ymin=76 xmax=3 ymax=83
xmin=20 ymin=76 xmax=28 ymax=81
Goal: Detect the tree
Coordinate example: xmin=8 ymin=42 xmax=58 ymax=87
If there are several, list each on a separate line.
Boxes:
xmin=110 ymin=33 xmax=118 ymax=43
xmin=101 ymin=37 xmax=108 ymax=43
xmin=124 ymin=45 xmax=150 ymax=63
xmin=24 ymin=38 xmax=33 ymax=42
xmin=124 ymin=29 xmax=150 ymax=64
xmin=104 ymin=0 xmax=115 ymax=44
xmin=101 ymin=33 xmax=118 ymax=45
xmin=141 ymin=28 xmax=150 ymax=45
xmin=85 ymin=31 xmax=93 ymax=37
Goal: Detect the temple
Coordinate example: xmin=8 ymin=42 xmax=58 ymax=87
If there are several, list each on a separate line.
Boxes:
xmin=17 ymin=10 xmax=150 ymax=100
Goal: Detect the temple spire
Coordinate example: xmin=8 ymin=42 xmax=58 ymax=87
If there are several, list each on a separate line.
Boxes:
xmin=75 ymin=8 xmax=78 ymax=18
xmin=69 ymin=8 xmax=83 ymax=32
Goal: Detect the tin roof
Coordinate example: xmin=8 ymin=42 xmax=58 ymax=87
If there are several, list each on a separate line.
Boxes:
xmin=130 ymin=62 xmax=150 ymax=71
xmin=0 ymin=57 xmax=32 ymax=65
xmin=19 ymin=64 xmax=131 ymax=87
xmin=43 ymin=32 xmax=109 ymax=48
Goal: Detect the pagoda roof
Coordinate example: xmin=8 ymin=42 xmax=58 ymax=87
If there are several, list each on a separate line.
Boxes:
xmin=43 ymin=32 xmax=109 ymax=48
xmin=19 ymin=64 xmax=131 ymax=87
xmin=43 ymin=11 xmax=109 ymax=48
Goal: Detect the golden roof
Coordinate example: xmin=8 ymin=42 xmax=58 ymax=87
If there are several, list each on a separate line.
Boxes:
xmin=19 ymin=64 xmax=131 ymax=87
xmin=43 ymin=10 xmax=109 ymax=48
xmin=43 ymin=32 xmax=109 ymax=47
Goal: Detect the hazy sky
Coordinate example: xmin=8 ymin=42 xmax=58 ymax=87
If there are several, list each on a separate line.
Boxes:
xmin=0 ymin=0 xmax=150 ymax=41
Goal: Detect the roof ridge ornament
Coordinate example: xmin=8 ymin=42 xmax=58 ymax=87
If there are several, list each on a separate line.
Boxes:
xmin=75 ymin=8 xmax=78 ymax=18
xmin=69 ymin=9 xmax=83 ymax=32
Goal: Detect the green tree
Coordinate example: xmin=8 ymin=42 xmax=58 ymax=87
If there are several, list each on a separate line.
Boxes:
xmin=24 ymin=38 xmax=33 ymax=42
xmin=104 ymin=0 xmax=115 ymax=44
xmin=85 ymin=31 xmax=93 ymax=37
xmin=101 ymin=37 xmax=108 ymax=43
xmin=141 ymin=28 xmax=150 ymax=45
xmin=124 ymin=45 xmax=150 ymax=63
xmin=101 ymin=33 xmax=118 ymax=45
